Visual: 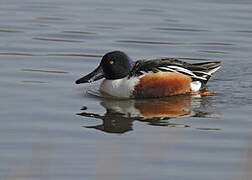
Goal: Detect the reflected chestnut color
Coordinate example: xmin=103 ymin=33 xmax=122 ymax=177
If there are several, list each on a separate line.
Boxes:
xmin=134 ymin=95 xmax=191 ymax=117
xmin=77 ymin=95 xmax=216 ymax=134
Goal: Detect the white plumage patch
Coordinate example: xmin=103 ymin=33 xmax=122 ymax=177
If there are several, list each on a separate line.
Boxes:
xmin=100 ymin=77 xmax=140 ymax=98
xmin=190 ymin=81 xmax=202 ymax=92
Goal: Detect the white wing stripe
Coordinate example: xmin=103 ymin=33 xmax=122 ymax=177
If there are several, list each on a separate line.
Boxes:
xmin=168 ymin=66 xmax=196 ymax=76
xmin=158 ymin=67 xmax=176 ymax=72
xmin=208 ymin=66 xmax=221 ymax=75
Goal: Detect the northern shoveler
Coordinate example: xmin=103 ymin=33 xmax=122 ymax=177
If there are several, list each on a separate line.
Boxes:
xmin=75 ymin=51 xmax=221 ymax=98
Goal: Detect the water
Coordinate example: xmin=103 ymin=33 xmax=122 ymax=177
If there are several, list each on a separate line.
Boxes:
xmin=1 ymin=0 xmax=252 ymax=179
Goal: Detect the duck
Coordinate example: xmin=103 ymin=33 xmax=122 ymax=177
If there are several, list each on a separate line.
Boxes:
xmin=75 ymin=51 xmax=221 ymax=99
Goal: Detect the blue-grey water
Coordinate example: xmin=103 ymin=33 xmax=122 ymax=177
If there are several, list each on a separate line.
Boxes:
xmin=1 ymin=0 xmax=252 ymax=180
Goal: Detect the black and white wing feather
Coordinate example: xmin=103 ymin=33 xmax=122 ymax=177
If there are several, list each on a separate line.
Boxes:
xmin=129 ymin=58 xmax=221 ymax=83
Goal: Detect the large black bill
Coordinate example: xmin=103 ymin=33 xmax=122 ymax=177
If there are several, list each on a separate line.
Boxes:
xmin=75 ymin=66 xmax=104 ymax=84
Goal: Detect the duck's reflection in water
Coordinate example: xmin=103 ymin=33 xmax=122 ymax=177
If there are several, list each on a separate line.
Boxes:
xmin=77 ymin=95 xmax=215 ymax=134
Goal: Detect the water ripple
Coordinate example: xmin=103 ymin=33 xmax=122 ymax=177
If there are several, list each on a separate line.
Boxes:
xmin=21 ymin=80 xmax=49 ymax=84
xmin=196 ymin=128 xmax=221 ymax=131
xmin=37 ymin=16 xmax=66 ymax=21
xmin=33 ymin=37 xmax=83 ymax=43
xmin=193 ymin=42 xmax=237 ymax=46
xmin=46 ymin=53 xmax=102 ymax=58
xmin=140 ymin=8 xmax=165 ymax=13
xmin=154 ymin=27 xmax=210 ymax=32
xmin=116 ymin=40 xmax=183 ymax=45
xmin=164 ymin=18 xmax=180 ymax=23
xmin=62 ymin=31 xmax=96 ymax=35
xmin=21 ymin=69 xmax=69 ymax=74
xmin=0 ymin=29 xmax=23 ymax=33
xmin=117 ymin=40 xmax=236 ymax=46
xmin=22 ymin=5 xmax=60 ymax=9
xmin=92 ymin=26 xmax=120 ymax=30
xmin=27 ymin=24 xmax=49 ymax=27
xmin=0 ymin=52 xmax=102 ymax=57
xmin=0 ymin=52 xmax=35 ymax=56
xmin=199 ymin=50 xmax=230 ymax=54
xmin=232 ymin=30 xmax=252 ymax=33
xmin=96 ymin=8 xmax=113 ymax=11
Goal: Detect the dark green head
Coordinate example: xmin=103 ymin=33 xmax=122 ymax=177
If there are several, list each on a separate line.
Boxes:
xmin=75 ymin=51 xmax=134 ymax=84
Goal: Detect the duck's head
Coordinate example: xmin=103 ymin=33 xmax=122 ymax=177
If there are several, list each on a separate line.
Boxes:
xmin=75 ymin=51 xmax=134 ymax=84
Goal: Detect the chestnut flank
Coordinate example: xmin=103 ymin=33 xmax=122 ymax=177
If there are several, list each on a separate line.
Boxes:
xmin=133 ymin=72 xmax=191 ymax=98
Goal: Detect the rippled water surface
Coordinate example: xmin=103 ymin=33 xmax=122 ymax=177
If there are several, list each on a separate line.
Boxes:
xmin=1 ymin=0 xmax=252 ymax=179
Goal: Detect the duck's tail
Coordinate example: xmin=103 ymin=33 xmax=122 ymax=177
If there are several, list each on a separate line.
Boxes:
xmin=191 ymin=61 xmax=221 ymax=83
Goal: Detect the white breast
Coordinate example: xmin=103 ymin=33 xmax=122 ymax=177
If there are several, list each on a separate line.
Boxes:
xmin=100 ymin=77 xmax=140 ymax=98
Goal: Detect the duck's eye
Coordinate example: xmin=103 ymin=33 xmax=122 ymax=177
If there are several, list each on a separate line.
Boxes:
xmin=109 ymin=60 xmax=114 ymax=65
